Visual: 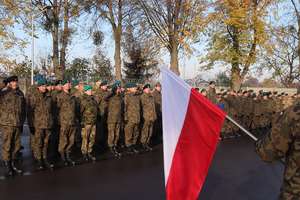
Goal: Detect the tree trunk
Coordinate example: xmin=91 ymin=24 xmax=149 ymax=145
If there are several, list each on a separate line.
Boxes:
xmin=169 ymin=38 xmax=180 ymax=75
xmin=52 ymin=0 xmax=62 ymax=80
xmin=231 ymin=64 xmax=242 ymax=92
xmin=114 ymin=27 xmax=122 ymax=80
xmin=59 ymin=0 xmax=69 ymax=80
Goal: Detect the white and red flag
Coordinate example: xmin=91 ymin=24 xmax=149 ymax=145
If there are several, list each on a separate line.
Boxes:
xmin=162 ymin=67 xmax=226 ymax=200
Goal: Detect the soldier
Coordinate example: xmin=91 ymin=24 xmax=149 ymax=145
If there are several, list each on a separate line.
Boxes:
xmin=152 ymin=82 xmax=162 ymax=145
xmin=207 ymin=81 xmax=217 ymax=104
xmin=56 ymin=80 xmax=78 ymax=166
xmin=140 ymin=84 xmax=157 ymax=151
xmin=106 ymin=82 xmax=122 ymax=157
xmin=256 ymin=100 xmax=300 ymax=199
xmin=80 ymin=85 xmax=98 ymax=162
xmin=124 ymin=82 xmax=141 ymax=154
xmin=94 ymin=80 xmax=110 ymax=149
xmin=28 ymin=78 xmax=54 ymax=170
xmin=0 ymin=76 xmax=26 ymax=176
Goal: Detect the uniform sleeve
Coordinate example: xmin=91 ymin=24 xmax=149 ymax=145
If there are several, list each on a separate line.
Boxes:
xmin=256 ymin=110 xmax=293 ymax=162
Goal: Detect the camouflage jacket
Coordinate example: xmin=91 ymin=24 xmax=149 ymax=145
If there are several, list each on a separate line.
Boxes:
xmin=26 ymin=85 xmax=38 ymax=127
xmin=124 ymin=92 xmax=141 ymax=123
xmin=94 ymin=89 xmax=110 ymax=117
xmin=140 ymin=93 xmax=157 ymax=121
xmin=256 ymin=102 xmax=300 ymax=198
xmin=30 ymin=91 xmax=53 ymax=129
xmin=80 ymin=94 xmax=98 ymax=125
xmin=207 ymin=87 xmax=217 ymax=104
xmin=152 ymin=90 xmax=161 ymax=115
xmin=71 ymin=89 xmax=84 ymax=124
xmin=56 ymin=91 xmax=78 ymax=127
xmin=107 ymin=93 xmax=122 ymax=124
xmin=0 ymin=87 xmax=26 ymax=127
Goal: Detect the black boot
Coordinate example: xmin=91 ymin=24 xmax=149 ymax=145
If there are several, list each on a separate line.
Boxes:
xmin=66 ymin=153 xmax=76 ymax=166
xmin=37 ymin=160 xmax=44 ymax=171
xmin=43 ymin=159 xmax=54 ymax=170
xmin=113 ymin=147 xmax=122 ymax=157
xmin=11 ymin=160 xmax=23 ymax=175
xmin=82 ymin=154 xmax=89 ymax=162
xmin=145 ymin=144 xmax=153 ymax=152
xmin=88 ymin=153 xmax=96 ymax=162
xmin=61 ymin=154 xmax=69 ymax=166
xmin=3 ymin=161 xmax=13 ymax=177
xmin=132 ymin=145 xmax=139 ymax=154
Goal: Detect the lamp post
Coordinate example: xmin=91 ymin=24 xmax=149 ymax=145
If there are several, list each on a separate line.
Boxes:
xmin=31 ymin=6 xmax=51 ymax=85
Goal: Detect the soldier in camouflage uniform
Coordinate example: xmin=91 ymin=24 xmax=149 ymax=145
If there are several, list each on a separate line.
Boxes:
xmin=106 ymin=82 xmax=122 ymax=157
xmin=207 ymin=81 xmax=217 ymax=104
xmin=80 ymin=85 xmax=98 ymax=162
xmin=140 ymin=84 xmax=157 ymax=151
xmin=56 ymin=80 xmax=78 ymax=166
xmin=152 ymin=82 xmax=162 ymax=144
xmin=0 ymin=76 xmax=25 ymax=176
xmin=94 ymin=80 xmax=110 ymax=149
xmin=256 ymin=100 xmax=300 ymax=199
xmin=28 ymin=79 xmax=54 ymax=170
xmin=124 ymin=83 xmax=141 ymax=154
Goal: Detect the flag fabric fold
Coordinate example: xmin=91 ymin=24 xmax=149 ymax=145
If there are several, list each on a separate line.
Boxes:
xmin=162 ymin=67 xmax=226 ymax=200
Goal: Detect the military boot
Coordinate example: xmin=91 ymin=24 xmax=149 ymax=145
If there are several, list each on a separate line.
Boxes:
xmin=37 ymin=160 xmax=44 ymax=170
xmin=3 ymin=161 xmax=13 ymax=177
xmin=61 ymin=154 xmax=69 ymax=166
xmin=113 ymin=146 xmax=122 ymax=158
xmin=11 ymin=160 xmax=23 ymax=175
xmin=87 ymin=153 xmax=96 ymax=162
xmin=43 ymin=159 xmax=54 ymax=170
xmin=66 ymin=153 xmax=76 ymax=166
xmin=82 ymin=154 xmax=89 ymax=162
xmin=144 ymin=144 xmax=153 ymax=152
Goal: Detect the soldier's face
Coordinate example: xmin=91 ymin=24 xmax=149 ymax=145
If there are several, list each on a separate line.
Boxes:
xmin=144 ymin=88 xmax=151 ymax=94
xmin=101 ymin=85 xmax=108 ymax=90
xmin=46 ymin=86 xmax=52 ymax=91
xmin=10 ymin=81 xmax=18 ymax=89
xmin=86 ymin=90 xmax=92 ymax=96
xmin=56 ymin=85 xmax=62 ymax=91
xmin=63 ymin=83 xmax=71 ymax=91
xmin=38 ymin=85 xmax=47 ymax=93
xmin=155 ymin=86 xmax=161 ymax=92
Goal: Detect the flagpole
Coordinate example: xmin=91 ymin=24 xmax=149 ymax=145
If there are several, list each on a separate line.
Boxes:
xmin=225 ymin=115 xmax=258 ymax=141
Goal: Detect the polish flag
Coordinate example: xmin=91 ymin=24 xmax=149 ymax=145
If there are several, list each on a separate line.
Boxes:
xmin=162 ymin=68 xmax=226 ymax=200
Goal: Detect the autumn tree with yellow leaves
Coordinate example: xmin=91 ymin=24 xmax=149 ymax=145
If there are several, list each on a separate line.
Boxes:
xmin=201 ymin=0 xmax=273 ymax=91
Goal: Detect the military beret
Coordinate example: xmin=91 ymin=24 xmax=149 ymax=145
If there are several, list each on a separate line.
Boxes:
xmin=37 ymin=78 xmax=47 ymax=86
xmin=126 ymin=82 xmax=137 ymax=89
xmin=209 ymin=81 xmax=216 ymax=85
xmin=62 ymin=79 xmax=70 ymax=85
xmin=155 ymin=82 xmax=161 ymax=87
xmin=72 ymin=79 xmax=79 ymax=87
xmin=84 ymin=85 xmax=92 ymax=92
xmin=143 ymin=83 xmax=151 ymax=90
xmin=7 ymin=75 xmax=18 ymax=83
xmin=100 ymin=80 xmax=108 ymax=86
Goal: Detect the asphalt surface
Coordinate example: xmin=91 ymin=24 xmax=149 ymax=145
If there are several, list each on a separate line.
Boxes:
xmin=0 ymin=132 xmax=283 ymax=200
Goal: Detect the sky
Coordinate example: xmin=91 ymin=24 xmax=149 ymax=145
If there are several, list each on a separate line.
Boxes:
xmin=6 ymin=1 xmax=297 ymax=82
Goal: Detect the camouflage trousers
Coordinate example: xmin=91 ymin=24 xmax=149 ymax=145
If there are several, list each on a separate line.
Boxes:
xmin=81 ymin=125 xmax=96 ymax=154
xmin=33 ymin=129 xmax=51 ymax=160
xmin=279 ymin=191 xmax=300 ymax=200
xmin=107 ymin=123 xmax=120 ymax=147
xmin=140 ymin=120 xmax=154 ymax=145
xmin=124 ymin=122 xmax=140 ymax=147
xmin=59 ymin=126 xmax=76 ymax=155
xmin=0 ymin=126 xmax=21 ymax=161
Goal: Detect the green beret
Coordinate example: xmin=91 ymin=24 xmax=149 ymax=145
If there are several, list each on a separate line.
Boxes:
xmin=62 ymin=79 xmax=70 ymax=85
xmin=143 ymin=83 xmax=151 ymax=90
xmin=37 ymin=78 xmax=47 ymax=86
xmin=100 ymin=80 xmax=108 ymax=86
xmin=126 ymin=82 xmax=137 ymax=89
xmin=84 ymin=85 xmax=92 ymax=92
xmin=72 ymin=79 xmax=79 ymax=87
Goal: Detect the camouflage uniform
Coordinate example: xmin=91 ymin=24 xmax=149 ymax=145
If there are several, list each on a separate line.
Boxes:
xmin=0 ymin=87 xmax=26 ymax=162
xmin=124 ymin=92 xmax=141 ymax=147
xmin=140 ymin=93 xmax=157 ymax=145
xmin=29 ymin=91 xmax=53 ymax=161
xmin=80 ymin=94 xmax=98 ymax=155
xmin=207 ymin=87 xmax=217 ymax=104
xmin=107 ymin=93 xmax=122 ymax=148
xmin=152 ymin=89 xmax=162 ymax=143
xmin=56 ymin=91 xmax=78 ymax=159
xmin=256 ymin=101 xmax=300 ymax=199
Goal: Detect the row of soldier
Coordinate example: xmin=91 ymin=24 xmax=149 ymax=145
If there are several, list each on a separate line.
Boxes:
xmin=201 ymin=81 xmax=299 ymax=139
xmin=0 ymin=76 xmax=162 ymax=177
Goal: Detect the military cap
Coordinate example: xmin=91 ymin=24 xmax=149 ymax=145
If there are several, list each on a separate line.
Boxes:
xmin=84 ymin=85 xmax=92 ymax=91
xmin=155 ymin=82 xmax=161 ymax=87
xmin=143 ymin=83 xmax=151 ymax=90
xmin=209 ymin=81 xmax=216 ymax=85
xmin=72 ymin=79 xmax=79 ymax=87
xmin=7 ymin=75 xmax=18 ymax=83
xmin=125 ymin=82 xmax=137 ymax=89
xmin=100 ymin=80 xmax=108 ymax=86
xmin=37 ymin=78 xmax=47 ymax=86
xmin=62 ymin=79 xmax=70 ymax=85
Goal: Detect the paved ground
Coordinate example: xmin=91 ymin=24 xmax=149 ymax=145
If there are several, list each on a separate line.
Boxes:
xmin=0 ymin=133 xmax=283 ymax=200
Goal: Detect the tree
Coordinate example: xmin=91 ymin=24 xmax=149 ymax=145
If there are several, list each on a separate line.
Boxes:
xmin=122 ymin=14 xmax=159 ymax=83
xmin=201 ymin=0 xmax=273 ymax=91
xmin=136 ymin=0 xmax=207 ymax=75
xmin=65 ymin=58 xmax=90 ymax=80
xmin=260 ymin=78 xmax=281 ymax=88
xmin=84 ymin=0 xmax=132 ymax=80
xmin=90 ymin=49 xmax=113 ymax=82
xmin=243 ymin=76 xmax=260 ymax=87
xmin=32 ymin=0 xmax=81 ymax=79
xmin=215 ymin=72 xmax=230 ymax=87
